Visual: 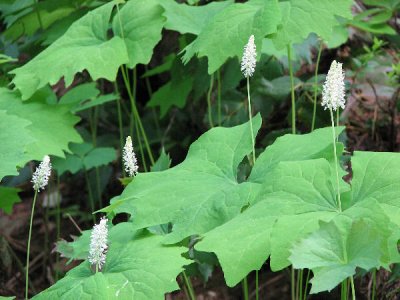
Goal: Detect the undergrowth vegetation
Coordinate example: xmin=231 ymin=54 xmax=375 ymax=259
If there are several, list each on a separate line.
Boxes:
xmin=0 ymin=0 xmax=399 ymax=299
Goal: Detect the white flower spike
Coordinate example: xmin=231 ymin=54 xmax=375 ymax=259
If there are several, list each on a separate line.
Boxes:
xmin=241 ymin=35 xmax=257 ymax=78
xmin=88 ymin=217 xmax=108 ymax=271
xmin=32 ymin=155 xmax=51 ymax=192
xmin=123 ymin=136 xmax=138 ymax=177
xmin=321 ymin=60 xmax=346 ymax=111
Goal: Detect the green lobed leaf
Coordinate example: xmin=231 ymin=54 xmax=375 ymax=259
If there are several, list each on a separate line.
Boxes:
xmin=112 ymin=0 xmax=165 ymax=69
xmin=272 ymin=0 xmax=352 ymax=49
xmin=109 ymin=115 xmax=263 ymax=244
xmin=0 ymin=110 xmax=35 ymax=180
xmin=158 ymin=0 xmax=233 ymax=35
xmin=182 ymin=0 xmax=281 ymax=74
xmin=0 ymin=88 xmax=82 ymax=176
xmin=36 ymin=226 xmax=189 ymax=300
xmin=290 ymin=218 xmax=382 ymax=293
xmin=10 ymin=1 xmax=128 ymax=100
xmin=196 ymin=158 xmax=340 ymax=286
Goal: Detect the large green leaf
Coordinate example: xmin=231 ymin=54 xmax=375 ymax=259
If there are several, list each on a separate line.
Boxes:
xmin=109 ymin=115 xmax=263 ymax=244
xmin=272 ymin=0 xmax=352 ymax=49
xmin=290 ymin=218 xmax=382 ymax=293
xmin=112 ymin=0 xmax=165 ymax=68
xmin=196 ymin=158 xmax=340 ymax=286
xmin=196 ymin=150 xmax=400 ymax=289
xmin=0 ymin=88 xmax=82 ymax=169
xmin=182 ymin=0 xmax=281 ymax=74
xmin=158 ymin=0 xmax=233 ymax=35
xmin=10 ymin=1 xmax=128 ymax=100
xmin=35 ymin=225 xmax=189 ymax=300
xmin=0 ymin=110 xmax=35 ymax=179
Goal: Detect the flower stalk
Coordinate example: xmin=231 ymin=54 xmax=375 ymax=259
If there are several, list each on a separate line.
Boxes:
xmin=26 ymin=155 xmax=51 ymax=299
xmin=241 ymin=35 xmax=257 ymax=165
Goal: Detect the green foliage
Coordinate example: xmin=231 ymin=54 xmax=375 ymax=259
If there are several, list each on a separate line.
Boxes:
xmin=36 ymin=224 xmax=189 ymax=299
xmin=10 ymin=2 xmax=128 ymax=100
xmin=290 ymin=218 xmax=382 ymax=293
xmin=0 ymin=187 xmax=21 ymax=214
xmin=0 ymin=88 xmax=82 ymax=180
xmin=183 ymin=0 xmax=281 ymax=73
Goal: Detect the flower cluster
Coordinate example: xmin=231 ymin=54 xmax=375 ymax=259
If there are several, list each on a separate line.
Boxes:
xmin=241 ymin=35 xmax=257 ymax=78
xmin=32 ymin=155 xmax=51 ymax=192
xmin=123 ymin=136 xmax=139 ymax=177
xmin=88 ymin=217 xmax=108 ymax=270
xmin=321 ymin=60 xmax=346 ymax=111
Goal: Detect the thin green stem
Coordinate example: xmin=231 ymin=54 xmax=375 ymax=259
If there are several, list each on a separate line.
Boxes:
xmin=114 ymin=82 xmax=125 ymax=177
xmin=350 ymin=276 xmax=356 ymax=300
xmin=84 ymin=171 xmax=96 ymax=223
xmin=134 ymin=118 xmax=148 ymax=172
xmin=25 ymin=190 xmax=38 ymax=300
xmin=217 ymin=70 xmax=222 ymax=125
xmin=341 ymin=280 xmax=347 ymax=300
xmin=291 ymin=267 xmax=296 ymax=300
xmin=95 ymin=168 xmax=102 ymax=208
xmin=120 ymin=66 xmax=155 ymax=165
xmin=299 ymin=269 xmax=303 ymax=300
xmin=55 ymin=176 xmax=61 ymax=281
xmin=372 ymin=269 xmax=376 ymax=300
xmin=34 ymin=0 xmax=43 ymax=30
xmin=206 ymin=74 xmax=214 ymax=128
xmin=336 ymin=108 xmax=340 ymax=142
xmin=303 ymin=269 xmax=310 ymax=300
xmin=311 ymin=40 xmax=323 ymax=131
xmin=96 ymin=263 xmax=99 ymax=274
xmin=242 ymin=276 xmax=249 ymax=300
xmin=329 ymin=108 xmax=342 ymax=212
xmin=256 ymin=270 xmax=259 ymax=300
xmin=144 ymin=66 xmax=161 ymax=138
xmin=287 ymin=45 xmax=296 ymax=134
xmin=246 ymin=77 xmax=256 ymax=165
xmin=182 ymin=271 xmax=196 ymax=300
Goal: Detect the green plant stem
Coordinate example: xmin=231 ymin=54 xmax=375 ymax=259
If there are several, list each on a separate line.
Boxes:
xmin=84 ymin=171 xmax=96 ymax=223
xmin=34 ymin=0 xmax=43 ymax=30
xmin=341 ymin=280 xmax=347 ymax=300
xmin=55 ymin=176 xmax=61 ymax=281
xmin=217 ymin=70 xmax=222 ymax=125
xmin=256 ymin=270 xmax=259 ymax=300
xmin=303 ymin=269 xmax=310 ymax=300
xmin=134 ymin=118 xmax=148 ymax=172
xmin=246 ymin=77 xmax=256 ymax=165
xmin=120 ymin=66 xmax=155 ymax=165
xmin=96 ymin=263 xmax=99 ymax=274
xmin=144 ymin=66 xmax=161 ymax=138
xmin=242 ymin=276 xmax=249 ymax=300
xmin=350 ymin=276 xmax=356 ymax=300
xmin=372 ymin=269 xmax=376 ymax=300
xmin=182 ymin=271 xmax=196 ymax=300
xmin=25 ymin=189 xmax=38 ymax=300
xmin=299 ymin=269 xmax=303 ymax=300
xmin=287 ymin=45 xmax=296 ymax=134
xmin=113 ymin=82 xmax=125 ymax=177
xmin=291 ymin=267 xmax=295 ymax=300
xmin=206 ymin=74 xmax=214 ymax=128
xmin=329 ymin=108 xmax=342 ymax=212
xmin=336 ymin=109 xmax=340 ymax=142
xmin=311 ymin=40 xmax=323 ymax=131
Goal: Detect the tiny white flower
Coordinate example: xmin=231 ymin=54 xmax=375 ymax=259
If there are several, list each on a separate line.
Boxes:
xmin=321 ymin=60 xmax=346 ymax=111
xmin=32 ymin=155 xmax=51 ymax=192
xmin=123 ymin=136 xmax=139 ymax=177
xmin=88 ymin=217 xmax=108 ymax=270
xmin=241 ymin=35 xmax=257 ymax=78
